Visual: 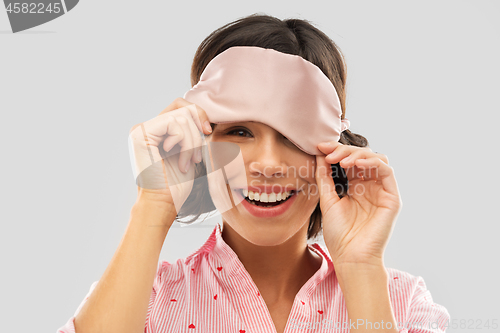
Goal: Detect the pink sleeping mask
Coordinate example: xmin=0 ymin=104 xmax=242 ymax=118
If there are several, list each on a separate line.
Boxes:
xmin=183 ymin=46 xmax=350 ymax=156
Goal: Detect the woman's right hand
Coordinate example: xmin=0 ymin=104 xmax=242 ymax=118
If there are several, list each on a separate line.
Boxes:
xmin=128 ymin=98 xmax=212 ymax=213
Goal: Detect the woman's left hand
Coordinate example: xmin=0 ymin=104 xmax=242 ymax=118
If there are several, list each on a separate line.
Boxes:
xmin=315 ymin=141 xmax=403 ymax=269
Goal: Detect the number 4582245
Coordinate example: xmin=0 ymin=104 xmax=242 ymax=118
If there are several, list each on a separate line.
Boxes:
xmin=6 ymin=3 xmax=61 ymax=14
xmin=446 ymin=319 xmax=498 ymax=330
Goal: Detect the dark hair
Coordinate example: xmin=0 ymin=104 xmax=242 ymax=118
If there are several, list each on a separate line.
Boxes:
xmin=175 ymin=13 xmax=369 ymax=241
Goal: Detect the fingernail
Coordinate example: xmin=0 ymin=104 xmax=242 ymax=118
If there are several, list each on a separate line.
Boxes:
xmin=196 ymin=150 xmax=202 ymax=162
xmin=204 ymin=121 xmax=212 ymax=133
xmin=184 ymin=161 xmax=190 ymax=173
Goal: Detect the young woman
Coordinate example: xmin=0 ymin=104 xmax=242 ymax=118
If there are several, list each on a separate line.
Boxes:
xmin=58 ymin=13 xmax=450 ymax=333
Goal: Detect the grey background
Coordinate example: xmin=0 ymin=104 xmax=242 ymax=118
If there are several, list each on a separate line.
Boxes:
xmin=1 ymin=1 xmax=498 ymax=332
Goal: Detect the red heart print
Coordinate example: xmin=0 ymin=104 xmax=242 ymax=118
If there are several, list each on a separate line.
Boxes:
xmin=217 ymin=266 xmax=223 ymax=271
xmin=257 ymin=291 xmax=260 ymax=296
xmin=394 ymin=276 xmax=399 ymax=280
xmin=170 ymin=299 xmax=177 ymax=302
xmin=192 ymin=268 xmax=195 ymax=273
xmin=214 ymin=294 xmax=217 ymax=300
xmin=239 ymin=330 xmax=246 ymax=333
xmin=301 ymin=301 xmax=305 ymax=305
xmin=188 ymin=323 xmax=195 ymax=328
xmin=318 ymin=310 xmax=323 ymax=314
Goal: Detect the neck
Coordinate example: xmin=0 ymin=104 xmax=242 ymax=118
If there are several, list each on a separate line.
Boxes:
xmin=220 ymin=221 xmax=323 ymax=303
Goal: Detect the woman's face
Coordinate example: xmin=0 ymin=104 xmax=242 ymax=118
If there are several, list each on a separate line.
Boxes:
xmin=204 ymin=121 xmax=320 ymax=246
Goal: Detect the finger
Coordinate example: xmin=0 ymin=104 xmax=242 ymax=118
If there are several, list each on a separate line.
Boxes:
xmin=160 ymin=117 xmax=185 ymax=171
xmin=376 ymin=153 xmax=389 ymax=164
xmin=160 ymin=98 xmax=212 ymax=135
xmin=325 ymin=147 xmax=380 ymax=182
xmin=354 ymin=157 xmax=400 ymax=198
xmin=336 ymin=148 xmax=374 ymax=169
xmin=171 ymin=116 xmax=195 ymax=173
xmin=173 ymin=113 xmax=203 ymax=164
xmin=341 ymin=164 xmax=368 ymax=182
xmin=317 ymin=141 xmax=342 ymax=154
xmin=138 ymin=107 xmax=201 ymax=175
xmin=184 ymin=113 xmax=204 ymax=164
xmin=184 ymin=103 xmax=213 ymax=136
xmin=355 ymin=164 xmax=378 ymax=182
xmin=138 ymin=113 xmax=183 ymax=166
xmin=324 ymin=145 xmax=371 ymax=166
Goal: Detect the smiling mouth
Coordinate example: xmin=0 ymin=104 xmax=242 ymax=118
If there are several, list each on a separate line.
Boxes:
xmin=239 ymin=189 xmax=298 ymax=208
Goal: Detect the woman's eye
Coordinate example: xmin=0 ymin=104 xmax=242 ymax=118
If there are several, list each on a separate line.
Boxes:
xmin=282 ymin=135 xmax=299 ymax=149
xmin=227 ymin=128 xmax=252 ymax=137
xmin=282 ymin=134 xmax=291 ymax=143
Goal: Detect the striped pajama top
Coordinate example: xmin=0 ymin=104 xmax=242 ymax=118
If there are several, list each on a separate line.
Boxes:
xmin=57 ymin=223 xmax=450 ymax=332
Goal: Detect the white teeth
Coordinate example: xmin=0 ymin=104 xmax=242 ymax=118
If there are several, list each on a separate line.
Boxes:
xmin=242 ymin=189 xmax=293 ymax=203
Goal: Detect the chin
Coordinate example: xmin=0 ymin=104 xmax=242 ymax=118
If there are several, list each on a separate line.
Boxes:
xmin=225 ymin=219 xmax=308 ymax=247
xmin=243 ymin=233 xmax=295 ymax=247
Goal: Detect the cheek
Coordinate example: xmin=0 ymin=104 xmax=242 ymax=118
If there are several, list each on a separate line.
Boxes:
xmin=296 ymin=157 xmax=317 ymax=181
xmin=302 ymin=157 xmax=321 ymax=196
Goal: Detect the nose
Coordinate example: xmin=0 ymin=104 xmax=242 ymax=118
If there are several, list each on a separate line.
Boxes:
xmin=248 ymin=136 xmax=287 ymax=178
